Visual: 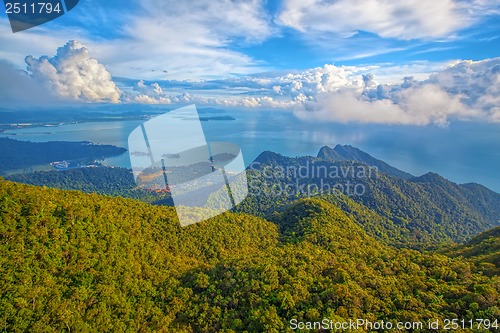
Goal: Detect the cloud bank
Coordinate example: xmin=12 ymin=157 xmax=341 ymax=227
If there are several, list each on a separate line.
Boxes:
xmin=129 ymin=58 xmax=499 ymax=126
xmin=2 ymin=41 xmax=498 ymax=126
xmin=295 ymin=82 xmax=473 ymax=126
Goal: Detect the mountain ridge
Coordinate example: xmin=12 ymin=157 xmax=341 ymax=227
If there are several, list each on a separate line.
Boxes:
xmin=317 ymin=144 xmax=414 ymax=179
xmin=244 ymin=146 xmax=500 ymax=246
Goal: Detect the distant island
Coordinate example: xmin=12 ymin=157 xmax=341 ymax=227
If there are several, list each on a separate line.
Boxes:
xmin=199 ymin=116 xmax=235 ymax=121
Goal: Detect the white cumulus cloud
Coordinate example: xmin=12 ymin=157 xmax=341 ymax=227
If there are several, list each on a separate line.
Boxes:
xmin=25 ymin=40 xmax=121 ymax=103
xmin=293 ymin=59 xmax=499 ymax=125
xmin=128 ymin=58 xmax=499 ymax=125
xmin=295 ymin=83 xmax=473 ymax=126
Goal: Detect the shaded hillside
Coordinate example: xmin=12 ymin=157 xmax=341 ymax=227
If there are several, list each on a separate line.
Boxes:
xmin=460 ymin=183 xmax=500 ymax=219
xmin=7 ymin=167 xmax=136 ymax=193
xmin=6 ymin=146 xmax=499 ymax=247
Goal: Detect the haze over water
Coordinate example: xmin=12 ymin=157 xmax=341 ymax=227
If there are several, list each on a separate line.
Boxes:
xmin=1 ymin=108 xmax=498 ymax=193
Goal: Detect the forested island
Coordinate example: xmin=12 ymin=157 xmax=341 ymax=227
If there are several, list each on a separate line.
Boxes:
xmin=0 ymin=138 xmax=126 ymax=173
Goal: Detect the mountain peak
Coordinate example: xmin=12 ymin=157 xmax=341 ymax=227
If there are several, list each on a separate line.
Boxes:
xmin=412 ymin=172 xmax=448 ymax=184
xmin=252 ymin=150 xmax=288 ymax=166
xmin=317 ymin=145 xmax=343 ymax=160
xmin=317 ymin=144 xmax=413 ymax=179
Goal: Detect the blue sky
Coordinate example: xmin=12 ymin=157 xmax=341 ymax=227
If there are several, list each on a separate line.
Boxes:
xmin=67 ymin=0 xmax=499 ymax=70
xmin=1 ymin=0 xmax=499 ymax=78
xmin=0 ymin=0 xmax=499 ymax=190
xmin=0 ymin=0 xmax=499 ymax=126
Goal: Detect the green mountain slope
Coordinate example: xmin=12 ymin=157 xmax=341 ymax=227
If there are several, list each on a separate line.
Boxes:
xmin=1 ymin=179 xmax=499 ymax=332
xmin=8 ymin=145 xmax=500 ymax=248
xmin=243 ymin=150 xmax=500 ymax=247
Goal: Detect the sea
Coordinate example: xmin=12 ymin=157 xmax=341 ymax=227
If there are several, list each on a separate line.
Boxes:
xmin=1 ymin=108 xmax=499 ymax=192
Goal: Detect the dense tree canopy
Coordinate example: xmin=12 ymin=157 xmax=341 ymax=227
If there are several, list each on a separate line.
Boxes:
xmin=1 ymin=179 xmax=499 ymax=332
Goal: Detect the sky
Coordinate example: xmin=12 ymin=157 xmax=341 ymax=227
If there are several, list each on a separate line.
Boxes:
xmin=0 ymin=0 xmax=499 ymax=126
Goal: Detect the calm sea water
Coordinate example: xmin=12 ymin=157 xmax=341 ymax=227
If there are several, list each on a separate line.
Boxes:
xmin=1 ymin=109 xmax=498 ymax=192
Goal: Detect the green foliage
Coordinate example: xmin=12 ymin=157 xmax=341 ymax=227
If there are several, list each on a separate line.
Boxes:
xmin=444 ymin=227 xmax=500 ymax=276
xmin=6 ymin=167 xmax=170 ymax=204
xmin=1 ymin=180 xmax=499 ymax=332
xmin=317 ymin=144 xmax=413 ymax=179
xmin=10 ymin=150 xmax=499 ymax=249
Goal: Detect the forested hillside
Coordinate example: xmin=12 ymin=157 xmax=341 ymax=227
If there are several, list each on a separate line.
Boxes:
xmin=241 ymin=151 xmax=500 ymax=247
xmin=6 ymin=146 xmax=500 ymax=248
xmin=1 ymin=179 xmax=499 ymax=332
